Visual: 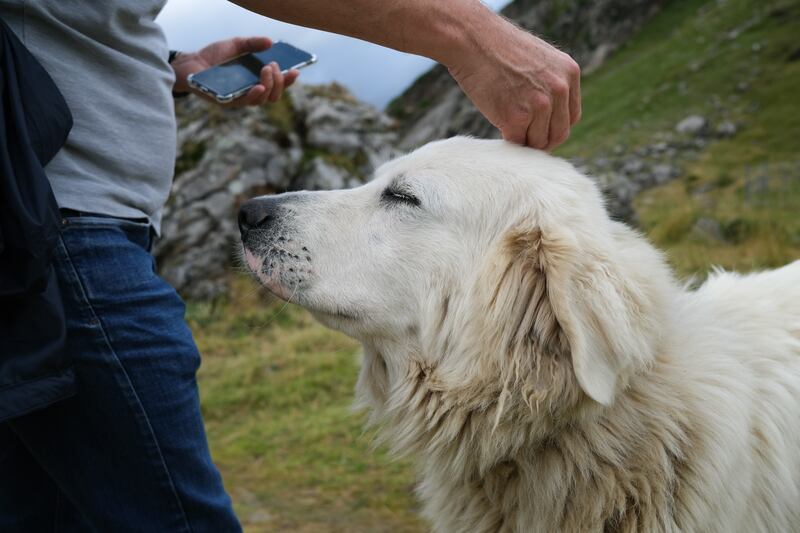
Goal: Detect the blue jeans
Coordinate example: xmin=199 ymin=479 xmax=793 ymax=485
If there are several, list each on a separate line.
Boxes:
xmin=0 ymin=215 xmax=241 ymax=532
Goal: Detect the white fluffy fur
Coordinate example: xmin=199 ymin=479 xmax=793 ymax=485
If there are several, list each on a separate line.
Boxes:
xmin=242 ymin=137 xmax=800 ymax=532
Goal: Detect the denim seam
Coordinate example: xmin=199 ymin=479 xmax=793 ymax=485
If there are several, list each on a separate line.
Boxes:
xmin=56 ymin=234 xmax=194 ymax=533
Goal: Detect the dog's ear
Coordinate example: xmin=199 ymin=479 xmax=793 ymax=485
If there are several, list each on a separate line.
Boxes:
xmin=492 ymin=224 xmax=664 ymax=406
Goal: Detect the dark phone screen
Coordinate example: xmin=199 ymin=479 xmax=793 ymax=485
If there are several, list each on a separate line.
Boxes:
xmin=190 ymin=43 xmax=313 ymax=96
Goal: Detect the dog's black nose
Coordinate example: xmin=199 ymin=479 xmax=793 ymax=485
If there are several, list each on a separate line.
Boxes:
xmin=238 ymin=198 xmax=276 ymax=235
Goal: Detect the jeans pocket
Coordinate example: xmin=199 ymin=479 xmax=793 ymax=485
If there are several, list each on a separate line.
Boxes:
xmin=58 ymin=217 xmax=157 ymax=299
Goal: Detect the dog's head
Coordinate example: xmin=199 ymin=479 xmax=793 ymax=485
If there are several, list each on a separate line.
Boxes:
xmin=240 ymin=137 xmax=673 ymax=411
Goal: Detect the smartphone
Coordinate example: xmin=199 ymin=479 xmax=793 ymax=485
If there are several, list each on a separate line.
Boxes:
xmin=187 ymin=42 xmax=316 ymax=103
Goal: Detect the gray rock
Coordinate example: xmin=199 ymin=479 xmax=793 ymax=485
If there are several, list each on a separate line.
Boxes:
xmin=716 ymin=120 xmax=738 ymax=138
xmin=675 ymin=115 xmax=708 ymax=136
xmin=583 ymin=43 xmax=616 ymax=74
xmin=593 ymin=156 xmax=611 ymax=169
xmin=621 ymin=158 xmax=645 ymax=176
xmin=651 ymin=164 xmax=678 ymax=184
xmin=307 ymin=129 xmax=363 ymax=154
xmin=296 ymin=157 xmax=351 ymax=190
xmin=595 ymin=172 xmax=638 ymax=222
xmin=690 ymin=217 xmax=727 ymax=243
xmin=247 ymin=510 xmax=273 ymax=524
xmin=651 ymin=141 xmax=669 ymax=154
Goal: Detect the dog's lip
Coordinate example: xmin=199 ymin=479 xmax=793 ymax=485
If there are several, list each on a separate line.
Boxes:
xmin=243 ymin=248 xmax=262 ymax=273
xmin=242 ymin=247 xmax=293 ymax=301
xmin=243 ymin=246 xmax=357 ymax=320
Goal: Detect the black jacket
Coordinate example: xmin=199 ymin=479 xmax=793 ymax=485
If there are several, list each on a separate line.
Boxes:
xmin=0 ymin=18 xmax=75 ymax=421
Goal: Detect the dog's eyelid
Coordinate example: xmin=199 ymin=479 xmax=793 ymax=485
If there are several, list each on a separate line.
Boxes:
xmin=388 ymin=177 xmax=412 ymax=192
xmin=381 ymin=179 xmax=421 ymax=207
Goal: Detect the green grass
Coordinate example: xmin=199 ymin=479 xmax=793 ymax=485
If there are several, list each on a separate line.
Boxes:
xmin=189 ymin=1 xmax=799 ymax=530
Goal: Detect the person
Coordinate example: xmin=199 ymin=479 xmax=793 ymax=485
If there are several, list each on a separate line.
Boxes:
xmin=0 ymin=1 xmax=581 ymax=531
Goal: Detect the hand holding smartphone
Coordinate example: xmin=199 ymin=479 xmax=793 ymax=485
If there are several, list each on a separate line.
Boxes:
xmin=187 ymin=42 xmax=316 ymax=104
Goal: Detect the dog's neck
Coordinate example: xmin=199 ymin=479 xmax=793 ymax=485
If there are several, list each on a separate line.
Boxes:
xmin=356 ymin=341 xmax=698 ymax=531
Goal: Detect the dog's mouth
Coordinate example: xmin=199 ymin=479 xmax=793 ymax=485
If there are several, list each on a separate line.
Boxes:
xmin=242 ymin=246 xmax=359 ymax=322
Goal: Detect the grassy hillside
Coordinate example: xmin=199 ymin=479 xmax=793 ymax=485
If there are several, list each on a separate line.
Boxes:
xmin=192 ymin=0 xmax=799 ymax=531
xmin=557 ymin=0 xmax=800 ymax=274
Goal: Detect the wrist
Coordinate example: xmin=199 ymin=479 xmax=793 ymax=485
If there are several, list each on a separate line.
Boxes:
xmin=424 ymin=1 xmax=500 ymax=69
xmin=169 ymin=51 xmax=193 ymax=97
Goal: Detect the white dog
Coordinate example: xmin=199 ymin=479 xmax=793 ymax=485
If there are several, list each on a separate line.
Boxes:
xmin=238 ymin=137 xmax=800 ymax=532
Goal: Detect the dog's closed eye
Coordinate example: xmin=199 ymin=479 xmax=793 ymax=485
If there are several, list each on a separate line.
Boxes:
xmin=381 ymin=186 xmax=421 ymax=207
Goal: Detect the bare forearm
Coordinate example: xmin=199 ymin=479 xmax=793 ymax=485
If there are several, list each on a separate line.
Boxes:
xmin=229 ymin=0 xmax=499 ymax=67
xmin=230 ymin=0 xmax=583 ymax=150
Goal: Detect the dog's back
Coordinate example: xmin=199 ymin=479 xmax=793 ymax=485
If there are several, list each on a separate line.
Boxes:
xmin=667 ymin=260 xmax=800 ymax=532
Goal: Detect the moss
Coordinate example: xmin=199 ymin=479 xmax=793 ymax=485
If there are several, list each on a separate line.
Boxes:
xmin=299 ymin=147 xmax=367 ymax=178
xmin=174 ymin=140 xmax=206 ymax=176
xmin=305 ymin=82 xmax=359 ymax=104
xmin=262 ymin=92 xmax=296 ymax=135
xmin=714 ymin=172 xmax=735 ymax=188
xmin=649 ymin=205 xmax=699 ymax=244
xmin=721 ymin=217 xmax=756 ymax=243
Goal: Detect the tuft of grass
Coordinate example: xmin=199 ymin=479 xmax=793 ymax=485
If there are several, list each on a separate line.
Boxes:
xmin=262 ymin=93 xmax=297 ymax=135
xmin=174 ymin=140 xmax=206 ymax=176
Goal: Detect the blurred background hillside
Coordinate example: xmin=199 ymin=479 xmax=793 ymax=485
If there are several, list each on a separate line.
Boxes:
xmin=158 ymin=0 xmax=799 ymax=530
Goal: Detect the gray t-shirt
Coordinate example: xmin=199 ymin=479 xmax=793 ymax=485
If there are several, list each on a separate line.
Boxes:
xmin=0 ymin=1 xmax=176 ymax=232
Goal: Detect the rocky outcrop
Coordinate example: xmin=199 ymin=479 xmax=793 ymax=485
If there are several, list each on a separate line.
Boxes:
xmin=154 ymin=83 xmax=400 ymax=299
xmin=388 ymin=0 xmax=667 ymax=149
xmin=571 ymin=113 xmax=739 ymax=222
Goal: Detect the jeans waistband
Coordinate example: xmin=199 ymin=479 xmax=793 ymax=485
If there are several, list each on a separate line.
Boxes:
xmin=59 ymin=208 xmax=149 ymax=225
